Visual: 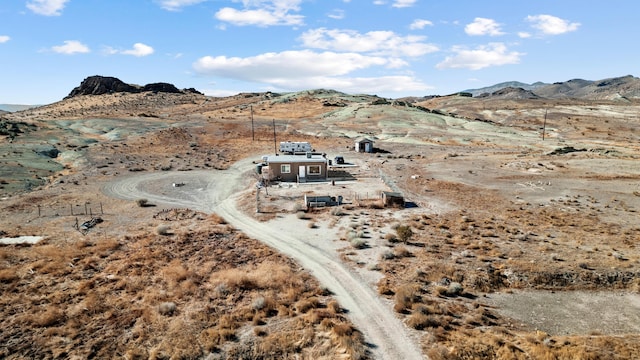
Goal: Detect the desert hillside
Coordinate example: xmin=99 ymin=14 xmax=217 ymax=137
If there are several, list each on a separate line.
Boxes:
xmin=1 ymin=76 xmax=640 ymax=359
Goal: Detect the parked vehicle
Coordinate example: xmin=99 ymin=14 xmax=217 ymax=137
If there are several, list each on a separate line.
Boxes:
xmin=279 ymin=141 xmax=312 ymax=154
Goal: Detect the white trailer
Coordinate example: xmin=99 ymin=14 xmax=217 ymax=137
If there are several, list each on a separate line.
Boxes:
xmin=279 ymin=141 xmax=312 ymax=154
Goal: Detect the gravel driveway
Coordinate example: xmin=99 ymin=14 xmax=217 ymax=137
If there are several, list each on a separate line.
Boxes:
xmin=103 ymin=158 xmax=425 ymax=360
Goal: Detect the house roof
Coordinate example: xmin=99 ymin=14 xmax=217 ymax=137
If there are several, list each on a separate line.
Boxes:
xmin=266 ymin=154 xmax=327 ymax=163
xmin=355 ymin=137 xmax=374 ymax=143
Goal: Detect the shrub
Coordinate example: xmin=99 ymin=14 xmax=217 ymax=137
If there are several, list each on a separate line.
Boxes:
xmin=394 ymin=284 xmax=420 ymax=313
xmin=252 ymin=296 xmax=266 ymax=311
xmin=31 ymin=307 xmax=65 ymax=327
xmin=407 ymin=311 xmax=438 ymax=330
xmin=394 ymin=246 xmax=412 ymax=258
xmin=380 ymin=251 xmax=395 ymax=260
xmin=396 ymin=225 xmax=413 ymax=243
xmin=0 ymin=268 xmax=18 ymax=283
xmin=350 ymin=238 xmax=367 ymax=249
xmin=156 ymin=225 xmax=171 ymax=235
xmin=294 ymin=297 xmax=320 ymax=314
xmin=446 ymin=282 xmax=464 ymax=296
xmin=159 ymin=302 xmax=176 ymax=316
xmin=384 ymin=233 xmax=398 ymax=243
xmin=136 ymin=198 xmax=149 ymax=207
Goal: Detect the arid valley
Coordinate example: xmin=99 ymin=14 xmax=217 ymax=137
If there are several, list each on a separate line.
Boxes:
xmin=1 ymin=75 xmax=640 ymax=359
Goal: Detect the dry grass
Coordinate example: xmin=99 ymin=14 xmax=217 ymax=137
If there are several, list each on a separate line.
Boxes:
xmin=5 ymin=85 xmax=640 ymax=360
xmin=376 ymin=176 xmax=640 ymax=358
xmin=0 ymin=220 xmax=367 ymax=359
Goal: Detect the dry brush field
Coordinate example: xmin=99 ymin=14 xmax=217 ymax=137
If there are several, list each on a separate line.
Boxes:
xmin=2 ymin=91 xmax=640 ymax=359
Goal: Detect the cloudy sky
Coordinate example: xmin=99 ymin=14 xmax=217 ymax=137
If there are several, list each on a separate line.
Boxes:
xmin=1 ymin=0 xmax=638 ymax=104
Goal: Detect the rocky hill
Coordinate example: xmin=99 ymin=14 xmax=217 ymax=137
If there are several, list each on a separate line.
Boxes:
xmin=64 ymin=75 xmax=203 ymax=99
xmin=467 ymin=75 xmax=640 ymax=101
xmin=534 ymin=75 xmax=640 ymax=100
xmin=475 ymin=86 xmax=541 ymax=100
xmin=464 ymin=81 xmax=548 ymax=97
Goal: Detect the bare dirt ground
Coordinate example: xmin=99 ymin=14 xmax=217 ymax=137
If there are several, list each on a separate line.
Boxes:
xmin=3 ymin=91 xmax=640 ymax=359
xmin=101 ymin=158 xmax=424 ymax=360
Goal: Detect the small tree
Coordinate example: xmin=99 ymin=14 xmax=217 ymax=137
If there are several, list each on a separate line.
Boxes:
xmin=396 ymin=225 xmax=413 ymax=244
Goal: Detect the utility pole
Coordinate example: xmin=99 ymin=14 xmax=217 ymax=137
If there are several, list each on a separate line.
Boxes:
xmin=251 ymin=105 xmax=255 ymax=141
xmin=272 ymin=119 xmax=277 ymax=154
xmin=542 ymin=108 xmax=548 ymax=141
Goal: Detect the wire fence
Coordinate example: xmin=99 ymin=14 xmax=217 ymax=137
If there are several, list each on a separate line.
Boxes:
xmin=35 ymin=202 xmax=105 ymax=218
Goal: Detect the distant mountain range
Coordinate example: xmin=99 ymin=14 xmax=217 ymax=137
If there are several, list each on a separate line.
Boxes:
xmin=463 ymin=81 xmax=549 ymax=97
xmin=3 ymin=75 xmax=640 ymax=113
xmin=0 ymin=104 xmax=38 ymax=113
xmin=464 ymin=75 xmax=640 ymax=100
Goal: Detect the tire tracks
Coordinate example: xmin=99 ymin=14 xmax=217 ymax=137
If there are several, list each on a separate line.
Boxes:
xmin=103 ymin=161 xmax=425 ymax=360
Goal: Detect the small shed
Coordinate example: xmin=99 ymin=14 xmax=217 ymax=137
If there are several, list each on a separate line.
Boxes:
xmin=355 ymin=137 xmax=374 ymax=153
xmin=381 ymin=191 xmax=404 ymax=208
xmin=264 ymin=153 xmax=328 ymax=183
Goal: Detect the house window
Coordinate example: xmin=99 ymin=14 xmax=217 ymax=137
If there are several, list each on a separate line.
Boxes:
xmin=308 ymin=165 xmax=321 ymax=175
xmin=281 ymin=164 xmax=291 ymax=173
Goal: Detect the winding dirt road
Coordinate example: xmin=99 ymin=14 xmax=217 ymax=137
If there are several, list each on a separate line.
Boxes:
xmin=103 ymin=158 xmax=424 ymax=360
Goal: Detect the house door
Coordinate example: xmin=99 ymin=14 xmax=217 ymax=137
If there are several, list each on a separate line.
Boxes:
xmin=299 ymin=165 xmax=306 ymax=180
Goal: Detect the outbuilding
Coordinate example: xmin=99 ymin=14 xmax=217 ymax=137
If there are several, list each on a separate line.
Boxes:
xmin=381 ymin=191 xmax=405 ymax=207
xmin=355 ymin=137 xmax=374 ymax=153
xmin=263 ymin=153 xmax=328 ymax=183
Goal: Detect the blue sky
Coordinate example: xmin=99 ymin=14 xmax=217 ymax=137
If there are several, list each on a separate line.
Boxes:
xmin=1 ymin=0 xmax=638 ymax=104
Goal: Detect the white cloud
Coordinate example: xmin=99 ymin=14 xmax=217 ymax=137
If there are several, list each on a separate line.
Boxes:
xmin=410 ymin=19 xmax=433 ymax=30
xmin=192 ymin=50 xmax=431 ymax=95
xmin=436 ymin=43 xmax=523 ymax=70
xmin=518 ymin=32 xmax=531 ymax=38
xmin=328 ymin=9 xmax=345 ymax=20
xmin=215 ymin=0 xmax=304 ymax=26
xmin=0 ymin=35 xmax=10 ymax=43
xmin=104 ymin=43 xmax=155 ymax=57
xmin=156 ymin=0 xmax=206 ymax=11
xmin=465 ymin=17 xmax=505 ymax=36
xmin=272 ymin=75 xmax=432 ymax=95
xmin=193 ymin=50 xmax=389 ymax=80
xmin=26 ymin=0 xmax=69 ymax=16
xmin=121 ymin=43 xmax=155 ymax=57
xmin=51 ymin=40 xmax=90 ymax=54
xmin=201 ymin=88 xmax=241 ymax=98
xmin=526 ymin=14 xmax=580 ymax=35
xmin=300 ymin=28 xmax=438 ymax=57
xmin=392 ymin=0 xmax=416 ymax=8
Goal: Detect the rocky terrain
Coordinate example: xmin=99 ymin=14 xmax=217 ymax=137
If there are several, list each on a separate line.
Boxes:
xmin=1 ymin=75 xmax=640 ymax=359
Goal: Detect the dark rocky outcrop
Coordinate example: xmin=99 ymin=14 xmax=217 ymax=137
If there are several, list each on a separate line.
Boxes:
xmin=64 ymin=75 xmax=203 ymax=99
xmin=65 ymin=76 xmax=139 ymax=98
xmin=142 ymin=82 xmax=181 ymax=93
xmin=0 ymin=119 xmax=36 ymax=140
xmin=35 ymin=145 xmax=60 ymax=158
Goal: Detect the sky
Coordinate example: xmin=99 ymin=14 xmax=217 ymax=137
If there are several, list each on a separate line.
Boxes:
xmin=1 ymin=0 xmax=639 ymax=104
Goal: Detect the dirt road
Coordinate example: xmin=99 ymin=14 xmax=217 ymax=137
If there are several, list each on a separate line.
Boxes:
xmin=103 ymin=159 xmax=425 ymax=360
